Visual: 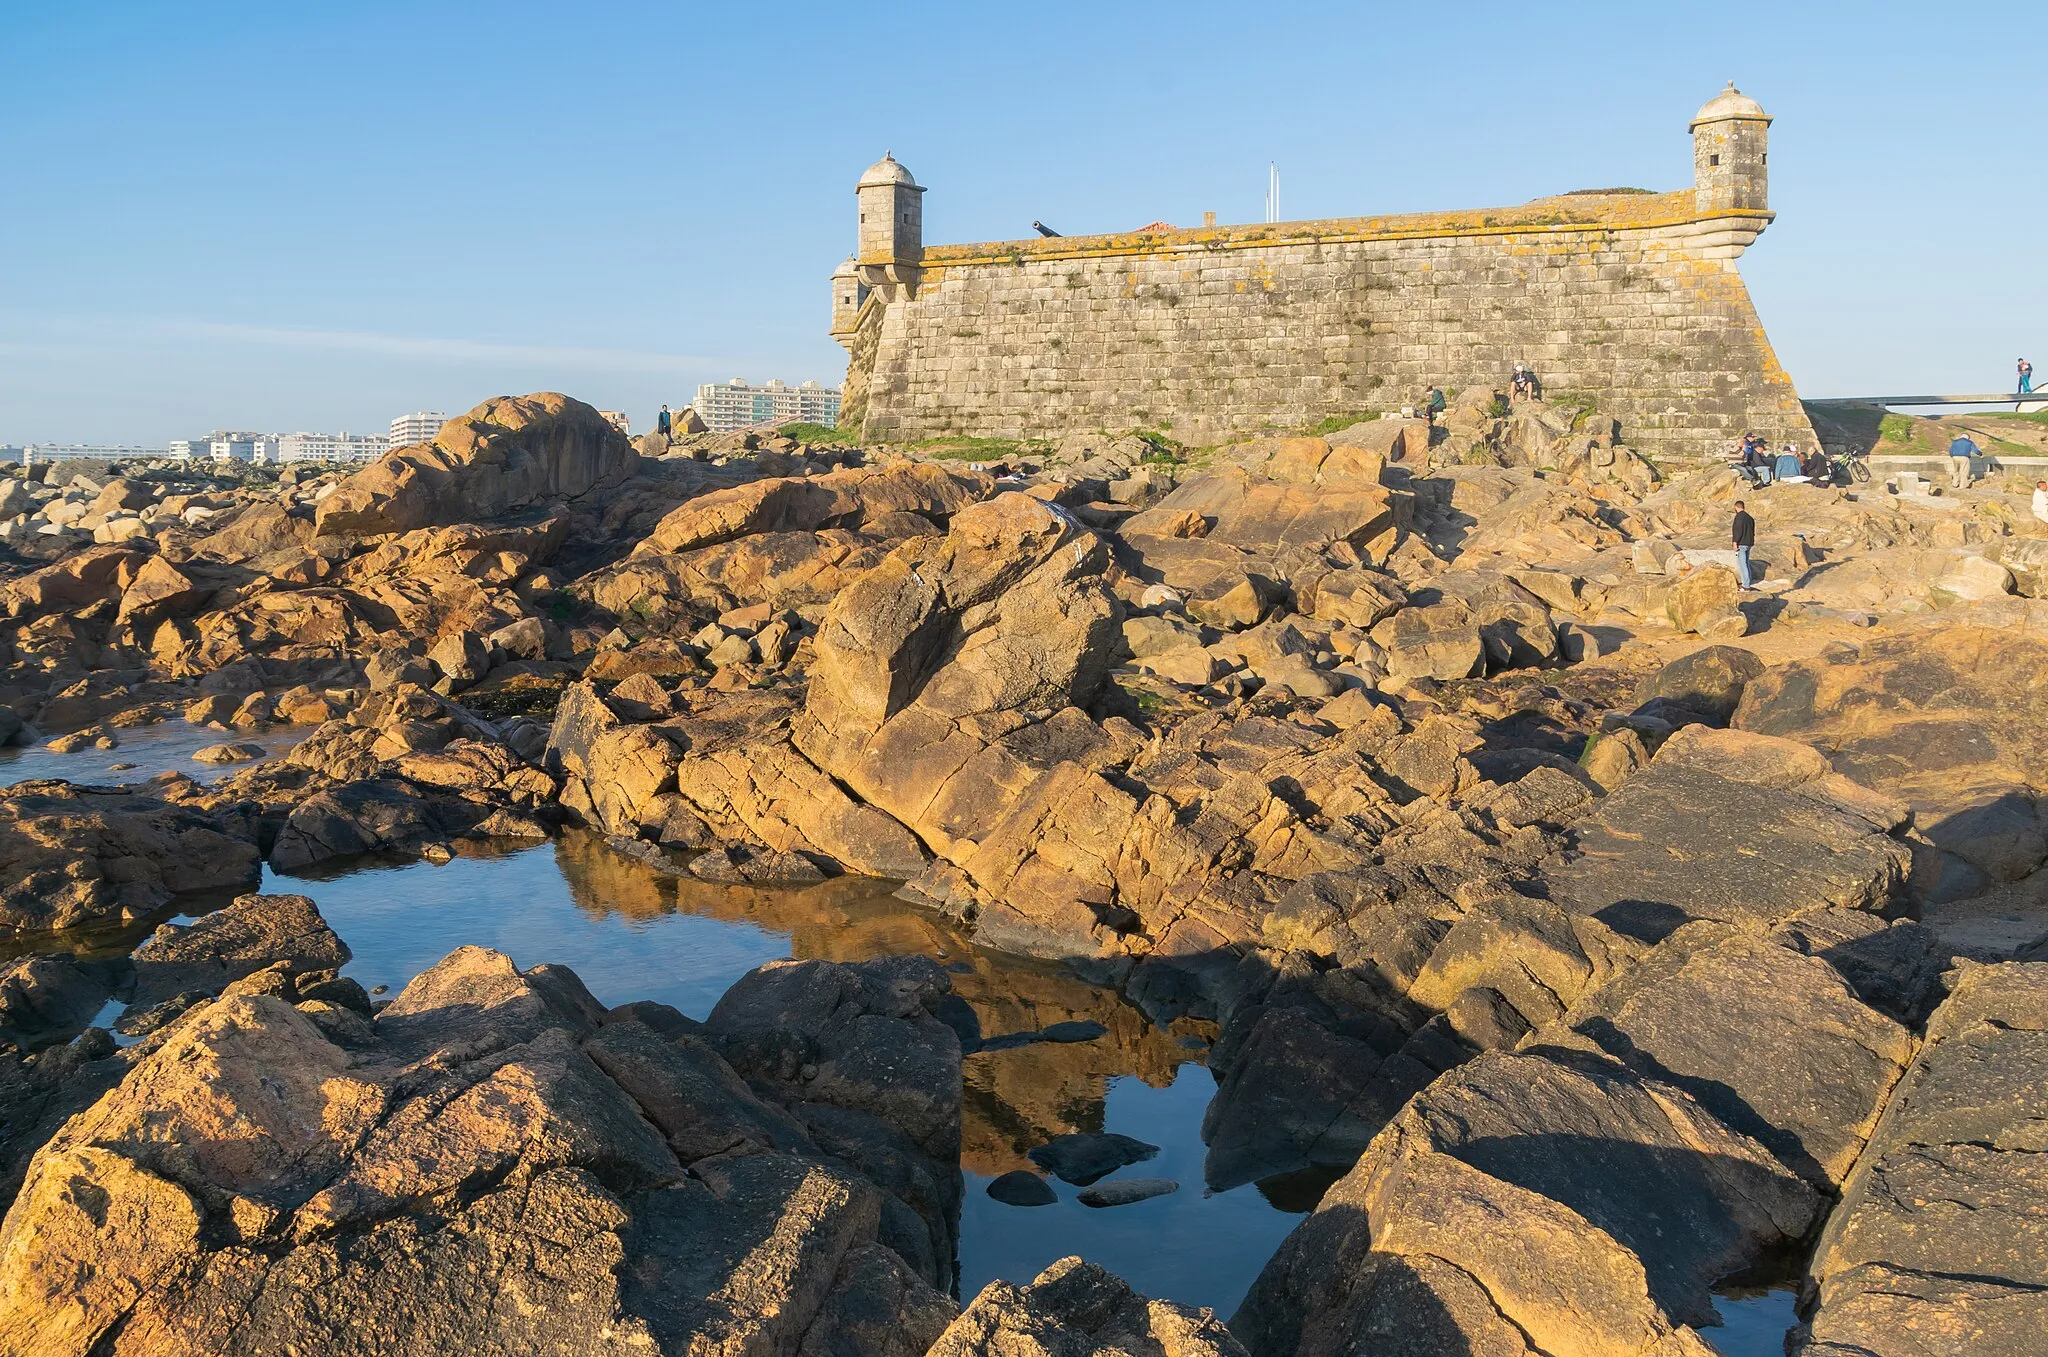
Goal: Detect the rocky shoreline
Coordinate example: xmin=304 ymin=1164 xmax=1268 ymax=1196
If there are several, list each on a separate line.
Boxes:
xmin=0 ymin=391 xmax=2044 ymax=1353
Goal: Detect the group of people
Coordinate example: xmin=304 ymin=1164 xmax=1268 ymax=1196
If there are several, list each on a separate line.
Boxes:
xmin=1730 ymin=479 xmax=2048 ymax=596
xmin=1731 ymin=432 xmax=1829 ymax=487
xmin=1405 ymin=369 xmax=1534 ymax=423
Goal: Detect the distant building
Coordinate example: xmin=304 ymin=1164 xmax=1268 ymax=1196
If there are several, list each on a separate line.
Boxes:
xmin=21 ymin=443 xmax=159 ymax=466
xmin=249 ymin=436 xmax=283 ymax=467
xmin=210 ymin=432 xmax=259 ymax=463
xmin=389 ymin=412 xmax=448 ymax=449
xmin=168 ymin=438 xmax=210 ymax=461
xmin=599 ymin=409 xmax=631 ymax=436
xmin=692 ymin=379 xmax=842 ymax=433
xmin=278 ymin=431 xmax=387 ymax=463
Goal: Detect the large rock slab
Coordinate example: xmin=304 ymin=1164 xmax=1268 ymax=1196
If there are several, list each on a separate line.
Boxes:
xmin=931 ymin=1256 xmax=1245 ymax=1357
xmin=1548 ymin=727 xmax=1911 ymax=944
xmin=0 ymin=782 xmax=262 ymax=935
xmin=0 ymin=947 xmax=965 ymax=1356
xmin=635 ymin=462 xmax=991 ymax=557
xmin=1735 ymin=626 xmax=2048 ymax=901
xmin=1538 ymin=910 xmax=1923 ymax=1189
xmin=1800 ymin=961 xmax=2048 ymax=1354
xmin=1122 ymin=466 xmax=1402 ymax=561
xmin=793 ymin=494 xmax=1126 ymax=885
xmin=1236 ymin=1048 xmax=1820 ymax=1357
xmin=128 ymin=892 xmax=351 ymax=1010
xmin=314 ymin=392 xmax=637 ymax=537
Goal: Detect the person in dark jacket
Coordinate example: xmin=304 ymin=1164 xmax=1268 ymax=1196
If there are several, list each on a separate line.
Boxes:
xmin=1732 ymin=501 xmax=1756 ymax=589
xmin=657 ymin=404 xmax=673 ymax=436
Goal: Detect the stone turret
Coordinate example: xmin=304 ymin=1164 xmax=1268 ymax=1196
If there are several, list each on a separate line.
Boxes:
xmin=1691 ymin=83 xmax=1771 ymax=215
xmin=829 ymin=257 xmax=864 ymax=350
xmin=855 ymin=152 xmax=925 ymax=299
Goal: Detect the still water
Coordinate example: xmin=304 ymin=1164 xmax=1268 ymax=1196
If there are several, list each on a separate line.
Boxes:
xmin=267 ymin=833 xmax=1305 ymax=1315
xmin=0 ymin=721 xmax=303 ymax=785
xmin=4 ymin=719 xmax=1805 ymax=1343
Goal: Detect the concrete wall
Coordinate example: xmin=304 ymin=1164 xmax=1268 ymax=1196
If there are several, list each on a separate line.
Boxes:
xmin=841 ymin=190 xmax=1816 ymax=461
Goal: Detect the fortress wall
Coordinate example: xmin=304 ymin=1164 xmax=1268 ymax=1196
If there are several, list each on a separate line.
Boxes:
xmin=850 ymin=199 xmax=1815 ymax=459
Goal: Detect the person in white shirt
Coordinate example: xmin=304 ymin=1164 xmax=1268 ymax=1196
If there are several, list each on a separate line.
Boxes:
xmin=2033 ymin=479 xmax=2048 ymax=525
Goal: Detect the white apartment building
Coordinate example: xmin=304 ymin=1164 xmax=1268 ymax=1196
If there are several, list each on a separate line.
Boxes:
xmin=210 ymin=433 xmax=259 ymax=463
xmin=168 ymin=438 xmax=210 ymax=461
xmin=22 ymin=443 xmax=159 ymax=466
xmin=278 ymin=432 xmax=387 ymax=463
xmin=389 ymin=412 xmax=447 ymax=449
xmin=692 ymin=379 xmax=842 ymax=433
xmin=249 ymin=436 xmax=283 ymax=466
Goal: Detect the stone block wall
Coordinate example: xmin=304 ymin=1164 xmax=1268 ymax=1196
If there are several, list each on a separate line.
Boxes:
xmin=843 ymin=192 xmax=1816 ymax=461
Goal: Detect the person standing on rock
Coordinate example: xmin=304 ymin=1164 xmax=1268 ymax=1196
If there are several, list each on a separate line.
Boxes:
xmin=657 ymin=404 xmax=673 ymax=437
xmin=1948 ymin=434 xmax=1980 ymax=490
xmin=2019 ymin=358 xmax=2034 ymax=395
xmin=1732 ymin=501 xmax=1756 ymax=590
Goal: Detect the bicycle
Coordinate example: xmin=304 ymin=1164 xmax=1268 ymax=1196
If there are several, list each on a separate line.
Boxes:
xmin=1827 ymin=451 xmax=1870 ymax=485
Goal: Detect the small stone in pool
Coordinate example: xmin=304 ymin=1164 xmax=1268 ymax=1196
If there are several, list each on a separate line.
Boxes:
xmin=1028 ymin=1131 xmax=1160 ymax=1186
xmin=986 ymin=1171 xmax=1058 ymax=1207
xmin=1077 ymin=1177 xmax=1179 ymax=1208
xmin=107 ymin=762 xmax=137 ymax=771
xmin=192 ymin=742 xmax=267 ymax=764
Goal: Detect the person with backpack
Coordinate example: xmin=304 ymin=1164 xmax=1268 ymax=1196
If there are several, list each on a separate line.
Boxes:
xmin=657 ymin=404 xmax=673 ymax=436
xmin=2019 ymin=359 xmax=2034 ymax=395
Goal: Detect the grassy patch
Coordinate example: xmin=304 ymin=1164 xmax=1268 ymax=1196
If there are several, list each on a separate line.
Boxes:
xmin=908 ymin=435 xmax=1049 ymax=462
xmin=1970 ymin=410 xmax=2048 ymax=427
xmin=1301 ymin=411 xmax=1380 ymax=437
xmin=1879 ymin=413 xmax=1920 ymax=443
xmin=777 ymin=422 xmax=845 ymax=444
xmin=1544 ymin=390 xmax=1596 ymax=427
xmin=461 ymin=674 xmax=570 ymax=721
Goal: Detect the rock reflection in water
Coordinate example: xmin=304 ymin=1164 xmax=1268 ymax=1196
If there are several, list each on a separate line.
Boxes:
xmin=550 ymin=829 xmax=1206 ymax=1179
xmin=274 ymin=830 xmax=1304 ymax=1313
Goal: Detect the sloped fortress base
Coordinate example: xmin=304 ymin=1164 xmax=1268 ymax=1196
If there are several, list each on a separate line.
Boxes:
xmin=833 ymin=87 xmax=1815 ymax=460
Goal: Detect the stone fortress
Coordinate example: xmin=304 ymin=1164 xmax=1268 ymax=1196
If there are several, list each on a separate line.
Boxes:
xmin=831 ymin=85 xmax=1818 ymax=459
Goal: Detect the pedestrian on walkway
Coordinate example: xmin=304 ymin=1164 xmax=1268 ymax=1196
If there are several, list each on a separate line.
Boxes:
xmin=2019 ymin=358 xmax=2034 ymax=395
xmin=1948 ymin=434 xmax=1980 ymax=490
xmin=2033 ymin=479 xmax=2048 ymax=525
xmin=1732 ymin=500 xmax=1756 ymax=589
xmin=657 ymin=404 xmax=673 ymax=436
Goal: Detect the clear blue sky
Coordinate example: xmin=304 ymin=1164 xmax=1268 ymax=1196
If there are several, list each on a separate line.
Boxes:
xmin=1 ymin=0 xmax=2038 ymax=444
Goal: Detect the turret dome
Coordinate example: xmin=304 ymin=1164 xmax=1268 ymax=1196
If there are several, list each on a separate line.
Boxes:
xmin=832 ymin=256 xmax=858 ymax=277
xmin=1691 ymin=83 xmax=1769 ymax=129
xmin=858 ymin=152 xmax=920 ymax=190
